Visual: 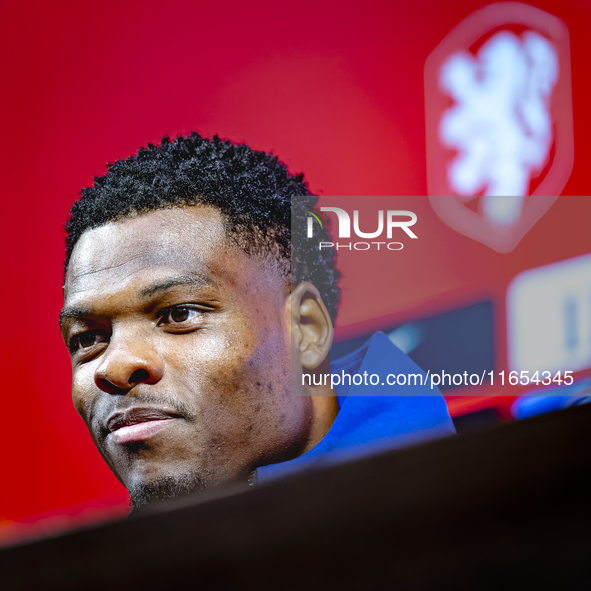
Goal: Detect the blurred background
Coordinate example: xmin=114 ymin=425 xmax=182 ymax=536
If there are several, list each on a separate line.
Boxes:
xmin=1 ymin=0 xmax=590 ymax=545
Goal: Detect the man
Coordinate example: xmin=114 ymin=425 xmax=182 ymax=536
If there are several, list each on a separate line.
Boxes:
xmin=60 ymin=132 xmax=454 ymax=510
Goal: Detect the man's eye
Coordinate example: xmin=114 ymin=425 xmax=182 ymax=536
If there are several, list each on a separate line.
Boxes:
xmin=72 ymin=332 xmax=107 ymax=351
xmin=158 ymin=306 xmax=200 ymax=325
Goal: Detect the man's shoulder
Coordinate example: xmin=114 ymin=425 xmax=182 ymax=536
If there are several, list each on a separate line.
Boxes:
xmin=257 ymin=332 xmax=455 ymax=482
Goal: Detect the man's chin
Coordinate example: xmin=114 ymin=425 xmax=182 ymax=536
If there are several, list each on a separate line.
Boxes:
xmin=127 ymin=472 xmax=207 ymax=512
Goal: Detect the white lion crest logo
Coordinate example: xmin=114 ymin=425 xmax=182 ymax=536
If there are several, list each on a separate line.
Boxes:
xmin=439 ymin=30 xmax=558 ymax=227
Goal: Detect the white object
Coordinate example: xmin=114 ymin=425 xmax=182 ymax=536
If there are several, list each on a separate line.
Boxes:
xmin=507 ymin=253 xmax=591 ymax=374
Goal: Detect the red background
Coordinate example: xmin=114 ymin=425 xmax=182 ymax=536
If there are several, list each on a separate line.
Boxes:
xmin=1 ymin=0 xmax=590 ymax=542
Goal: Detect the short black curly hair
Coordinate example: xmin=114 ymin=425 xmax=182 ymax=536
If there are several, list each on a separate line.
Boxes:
xmin=64 ymin=132 xmax=340 ymax=321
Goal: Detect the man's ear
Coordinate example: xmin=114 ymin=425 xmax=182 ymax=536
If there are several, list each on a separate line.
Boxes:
xmin=290 ymin=281 xmax=334 ymax=370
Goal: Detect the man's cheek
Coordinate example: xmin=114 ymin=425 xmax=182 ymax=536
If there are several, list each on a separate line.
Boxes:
xmin=191 ymin=360 xmax=268 ymax=437
xmin=71 ymin=368 xmax=97 ymax=423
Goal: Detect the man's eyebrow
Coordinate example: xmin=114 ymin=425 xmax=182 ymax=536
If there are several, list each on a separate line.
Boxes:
xmin=139 ymin=274 xmax=219 ymax=299
xmin=59 ymin=307 xmax=93 ymax=327
xmin=59 ymin=275 xmax=218 ymax=328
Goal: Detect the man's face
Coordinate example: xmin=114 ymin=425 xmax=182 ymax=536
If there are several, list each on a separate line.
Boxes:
xmin=61 ymin=206 xmax=313 ymax=503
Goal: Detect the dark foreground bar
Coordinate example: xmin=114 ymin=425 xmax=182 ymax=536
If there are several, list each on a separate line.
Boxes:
xmin=3 ymin=404 xmax=591 ymax=590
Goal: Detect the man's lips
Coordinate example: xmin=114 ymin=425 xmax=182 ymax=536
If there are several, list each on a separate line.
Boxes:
xmin=106 ymin=408 xmax=182 ymax=444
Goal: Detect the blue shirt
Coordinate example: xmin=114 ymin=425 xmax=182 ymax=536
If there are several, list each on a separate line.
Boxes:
xmin=257 ymin=331 xmax=456 ymax=482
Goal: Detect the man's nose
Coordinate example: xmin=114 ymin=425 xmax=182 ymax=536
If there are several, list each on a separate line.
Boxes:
xmin=94 ymin=330 xmax=164 ymax=394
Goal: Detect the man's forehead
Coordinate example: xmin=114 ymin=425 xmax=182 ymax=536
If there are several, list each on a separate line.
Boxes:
xmin=64 ymin=206 xmax=235 ymax=296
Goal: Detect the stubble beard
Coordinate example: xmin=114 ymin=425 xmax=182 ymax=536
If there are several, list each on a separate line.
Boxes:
xmin=127 ymin=472 xmax=207 ymax=512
